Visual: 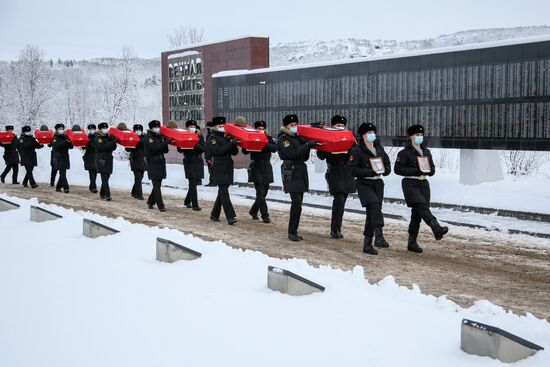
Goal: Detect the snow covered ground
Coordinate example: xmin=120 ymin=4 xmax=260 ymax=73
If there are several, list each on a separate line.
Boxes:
xmin=0 ymin=194 xmax=549 ymax=367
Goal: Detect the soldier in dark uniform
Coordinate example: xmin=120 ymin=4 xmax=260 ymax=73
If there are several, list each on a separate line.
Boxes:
xmin=144 ymin=120 xmax=172 ymax=212
xmin=207 ymin=116 xmax=238 ymax=225
xmin=242 ymin=120 xmax=277 ymax=223
xmin=317 ymin=115 xmax=356 ymax=238
xmin=349 ymin=123 xmax=391 ymax=255
xmin=18 ymin=125 xmax=43 ymax=188
xmin=40 ymin=125 xmax=57 ymax=187
xmin=93 ymin=123 xmax=117 ymax=201
xmin=125 ymin=124 xmax=146 ymax=200
xmin=394 ymin=124 xmax=448 ymax=253
xmin=50 ymin=123 xmax=73 ymax=193
xmin=277 ymin=114 xmax=318 ymax=241
xmin=82 ymin=124 xmax=98 ymax=193
xmin=1 ymin=125 xmax=19 ymax=184
xmin=204 ymin=120 xmax=215 ymax=186
xmin=178 ymin=119 xmax=205 ymax=211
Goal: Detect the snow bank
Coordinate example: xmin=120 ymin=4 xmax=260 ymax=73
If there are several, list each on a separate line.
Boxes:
xmin=0 ymin=195 xmax=548 ymax=366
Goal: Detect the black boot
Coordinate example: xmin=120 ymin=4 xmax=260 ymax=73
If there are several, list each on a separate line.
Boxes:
xmin=429 ymin=219 xmax=448 ymax=240
xmin=407 ymin=233 xmax=423 ymax=253
xmin=249 ymin=210 xmax=259 ymax=220
xmin=374 ymin=227 xmax=390 ymax=248
xmin=362 ymin=236 xmax=378 ymax=255
xmin=288 ymin=233 xmax=303 ymax=242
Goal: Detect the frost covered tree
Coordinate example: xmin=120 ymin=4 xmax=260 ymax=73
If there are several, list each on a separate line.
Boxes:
xmin=8 ymin=45 xmax=54 ymax=129
xmin=167 ymin=26 xmax=205 ymax=48
xmin=500 ymin=150 xmax=548 ymax=176
xmin=100 ymin=47 xmax=139 ymax=124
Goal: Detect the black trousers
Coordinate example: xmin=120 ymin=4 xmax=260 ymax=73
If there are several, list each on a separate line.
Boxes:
xmin=1 ymin=164 xmax=18 ymax=183
xmin=331 ymin=193 xmax=348 ymax=233
xmin=364 ymin=202 xmax=385 ymax=237
xmin=211 ymin=184 xmax=236 ymax=220
xmin=147 ymin=179 xmax=165 ymax=209
xmin=100 ymin=173 xmax=111 ymax=198
xmin=22 ymin=165 xmax=36 ymax=186
xmin=50 ymin=167 xmax=57 ymax=186
xmin=131 ymin=170 xmax=144 ymax=198
xmin=250 ymin=183 xmax=270 ymax=218
xmin=88 ymin=170 xmax=97 ymax=191
xmin=408 ymin=204 xmax=435 ymax=235
xmin=56 ymin=169 xmax=69 ymax=191
xmin=184 ymin=178 xmax=200 ymax=208
xmin=288 ymin=192 xmax=304 ymax=235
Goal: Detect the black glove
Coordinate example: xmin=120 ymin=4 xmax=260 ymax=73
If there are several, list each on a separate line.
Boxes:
xmin=230 ymin=139 xmax=239 ymax=145
xmin=166 ymin=138 xmax=174 ymax=143
xmin=307 ymin=140 xmax=318 ymax=147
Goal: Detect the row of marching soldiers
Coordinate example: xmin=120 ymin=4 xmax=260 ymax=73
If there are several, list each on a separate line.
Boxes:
xmin=1 ymin=114 xmax=448 ymax=254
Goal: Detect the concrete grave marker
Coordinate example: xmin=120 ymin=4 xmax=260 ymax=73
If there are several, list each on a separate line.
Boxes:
xmin=267 ymin=266 xmax=325 ymax=296
xmin=461 ymin=319 xmax=544 ymax=363
xmin=0 ymin=198 xmax=20 ymax=212
xmin=30 ymin=205 xmax=62 ymax=222
xmin=156 ymin=237 xmax=202 ymax=263
xmin=83 ymin=218 xmax=119 ymax=238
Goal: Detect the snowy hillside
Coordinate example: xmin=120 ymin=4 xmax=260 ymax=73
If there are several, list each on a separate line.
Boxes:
xmin=1 ymin=195 xmax=549 ymax=366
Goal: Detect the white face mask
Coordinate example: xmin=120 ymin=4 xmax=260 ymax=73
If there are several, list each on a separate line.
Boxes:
xmin=217 ymin=127 xmax=225 ymax=133
xmin=25 ymin=131 xmax=32 ymax=136
xmin=289 ymin=126 xmax=298 ymax=134
xmin=152 ymin=127 xmax=160 ymax=134
xmin=57 ymin=129 xmax=65 ymax=135
xmin=135 ymin=130 xmax=142 ymax=136
xmin=101 ymin=129 xmax=108 ymax=135
xmin=89 ymin=129 xmax=96 ymax=134
xmin=188 ymin=127 xmax=196 ymax=133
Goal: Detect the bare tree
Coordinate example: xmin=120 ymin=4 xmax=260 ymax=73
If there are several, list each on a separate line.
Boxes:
xmin=500 ymin=150 xmax=548 ymax=176
xmin=101 ymin=47 xmax=139 ymax=124
xmin=0 ymin=63 xmax=12 ymax=121
xmin=8 ymin=45 xmax=54 ymax=129
xmin=167 ymin=26 xmax=205 ymax=48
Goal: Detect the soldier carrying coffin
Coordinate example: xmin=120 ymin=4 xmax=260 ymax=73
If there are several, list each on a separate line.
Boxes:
xmin=125 ymin=124 xmax=146 ymax=200
xmin=144 ymin=120 xmax=172 ymax=212
xmin=177 ymin=119 xmax=205 ymax=211
xmin=50 ymin=123 xmax=73 ymax=193
xmin=82 ymin=124 xmax=98 ymax=193
xmin=93 ymin=122 xmax=117 ymax=201
xmin=0 ymin=125 xmax=19 ymax=184
xmin=18 ymin=125 xmax=43 ymax=188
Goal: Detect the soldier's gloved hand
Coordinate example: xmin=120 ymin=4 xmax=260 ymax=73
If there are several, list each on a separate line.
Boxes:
xmin=230 ymin=139 xmax=239 ymax=145
xmin=307 ymin=140 xmax=318 ymax=147
xmin=166 ymin=138 xmax=174 ymax=143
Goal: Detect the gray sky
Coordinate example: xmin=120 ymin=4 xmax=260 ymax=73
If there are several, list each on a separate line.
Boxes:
xmin=0 ymin=0 xmax=548 ymax=60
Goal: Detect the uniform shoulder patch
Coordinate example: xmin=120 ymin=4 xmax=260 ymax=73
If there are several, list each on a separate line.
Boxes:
xmin=148 ymin=138 xmax=154 ymax=143
xmin=396 ymin=156 xmax=400 ymax=162
xmin=349 ymin=154 xmax=354 ymax=161
xmin=210 ymin=139 xmax=217 ymax=145
xmin=282 ymin=140 xmax=290 ymax=148
xmin=19 ymin=139 xmax=24 ymax=143
xmin=98 ymin=138 xmax=103 ymax=143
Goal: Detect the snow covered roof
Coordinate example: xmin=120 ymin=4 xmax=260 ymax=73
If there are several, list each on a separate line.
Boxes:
xmin=167 ymin=51 xmax=200 ymax=60
xmin=213 ymin=34 xmax=550 ymax=78
xmin=163 ymin=35 xmax=269 ymax=54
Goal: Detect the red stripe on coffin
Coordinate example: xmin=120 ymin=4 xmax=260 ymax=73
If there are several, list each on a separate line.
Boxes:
xmin=108 ymin=127 xmax=140 ymax=148
xmin=297 ymin=125 xmax=355 ymax=153
xmin=34 ymin=129 xmax=53 ymax=144
xmin=159 ymin=125 xmax=199 ymax=149
xmin=66 ymin=129 xmax=89 ymax=147
xmin=0 ymin=131 xmax=15 ymax=144
xmin=224 ymin=123 xmax=268 ymax=152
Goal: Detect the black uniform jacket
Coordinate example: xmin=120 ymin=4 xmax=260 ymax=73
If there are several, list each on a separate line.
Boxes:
xmin=243 ymin=134 xmax=277 ymax=184
xmin=207 ymin=131 xmax=238 ymax=186
xmin=394 ymin=141 xmax=436 ymax=207
xmin=277 ymin=127 xmax=311 ymax=193
xmin=18 ymin=134 xmax=43 ymax=167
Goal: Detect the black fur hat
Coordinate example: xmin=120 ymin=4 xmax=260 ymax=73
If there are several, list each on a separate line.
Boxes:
xmin=87 ymin=124 xmax=97 ymax=130
xmin=22 ymin=126 xmax=31 ymax=133
xmin=357 ymin=123 xmax=376 ymax=137
xmin=5 ymin=125 xmax=14 ymax=131
xmin=148 ymin=120 xmax=161 ymax=129
xmin=331 ymin=115 xmax=347 ymax=126
xmin=186 ymin=120 xmax=197 ymax=128
xmin=283 ymin=114 xmax=298 ymax=126
xmin=98 ymin=122 xmax=109 ymax=130
xmin=212 ymin=116 xmax=226 ymax=125
xmin=54 ymin=123 xmax=65 ymax=130
xmin=254 ymin=120 xmax=267 ymax=129
xmin=133 ymin=124 xmax=143 ymax=132
xmin=407 ymin=124 xmax=424 ymax=136
xmin=206 ymin=120 xmax=214 ymax=128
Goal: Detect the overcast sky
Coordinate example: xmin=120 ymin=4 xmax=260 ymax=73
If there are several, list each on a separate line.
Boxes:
xmin=0 ymin=0 xmax=548 ymax=60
